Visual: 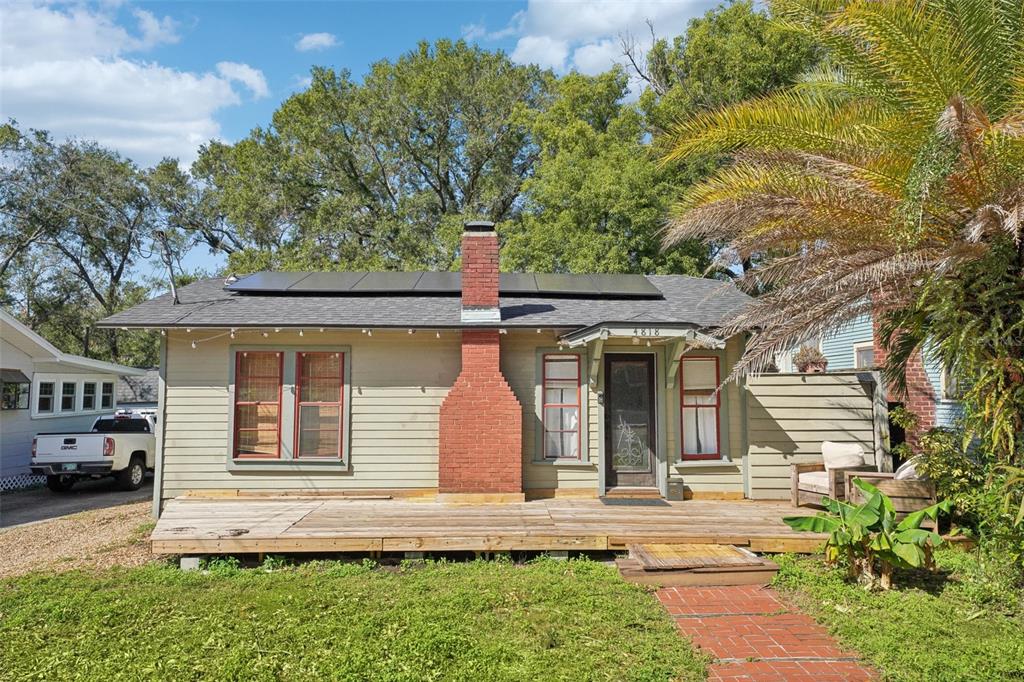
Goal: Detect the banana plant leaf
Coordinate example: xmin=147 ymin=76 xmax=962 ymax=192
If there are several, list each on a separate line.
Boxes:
xmin=852 ymin=477 xmax=895 ymax=515
xmin=783 ymin=514 xmax=840 ymax=532
xmin=896 ymin=499 xmax=953 ymax=532
xmin=894 ymin=527 xmax=943 ymax=547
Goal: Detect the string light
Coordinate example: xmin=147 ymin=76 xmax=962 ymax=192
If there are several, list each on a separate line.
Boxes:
xmin=262 ymin=331 xmax=269 ymax=338
xmin=191 ymin=340 xmax=197 ymax=349
xmin=229 ymin=329 xmax=236 ymax=339
xmin=186 ymin=328 xmax=192 ymax=333
xmin=160 ymin=330 xmax=166 ymax=336
xmin=274 ymin=328 xmax=281 ymax=333
xmin=318 ymin=328 xmax=324 ymax=333
xmin=298 ymin=329 xmax=304 ymax=337
xmin=407 ymin=329 xmax=415 ymax=334
xmin=367 ymin=329 xmax=373 ymax=337
xmin=435 ymin=331 xmax=441 ymax=338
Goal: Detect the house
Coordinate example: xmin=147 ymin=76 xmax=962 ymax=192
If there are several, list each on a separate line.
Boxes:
xmin=99 ymin=221 xmax=890 ymax=520
xmin=0 ymin=309 xmax=147 ymax=490
xmin=780 ymin=314 xmax=963 ymax=449
xmin=117 ymin=368 xmax=160 ymax=411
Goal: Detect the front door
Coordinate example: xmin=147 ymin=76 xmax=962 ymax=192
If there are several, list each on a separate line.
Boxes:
xmin=604 ymin=354 xmax=657 ymax=488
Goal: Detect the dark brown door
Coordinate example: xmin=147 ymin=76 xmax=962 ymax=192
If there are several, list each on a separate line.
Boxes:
xmin=604 ymin=354 xmax=657 ymax=488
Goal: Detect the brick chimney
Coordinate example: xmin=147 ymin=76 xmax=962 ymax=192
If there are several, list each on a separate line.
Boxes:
xmin=437 ymin=222 xmax=523 ymax=499
xmin=460 ymin=220 xmax=501 ymax=323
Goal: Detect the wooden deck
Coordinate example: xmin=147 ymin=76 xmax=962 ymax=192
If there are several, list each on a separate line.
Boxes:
xmin=151 ymin=496 xmax=826 ymax=555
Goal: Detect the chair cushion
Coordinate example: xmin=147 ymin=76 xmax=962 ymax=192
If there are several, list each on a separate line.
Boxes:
xmin=894 ymin=457 xmax=925 ymax=481
xmin=798 ymin=471 xmax=832 ymax=495
xmin=822 ymin=441 xmax=864 ymax=470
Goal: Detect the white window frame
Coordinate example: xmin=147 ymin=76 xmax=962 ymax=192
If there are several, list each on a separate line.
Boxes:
xmin=36 ymin=380 xmax=55 ymax=414
xmin=82 ymin=381 xmax=97 ymax=411
xmin=31 ymin=373 xmax=118 ymax=418
xmin=940 ymin=364 xmax=962 ymax=401
xmin=852 ymin=342 xmax=875 ymax=369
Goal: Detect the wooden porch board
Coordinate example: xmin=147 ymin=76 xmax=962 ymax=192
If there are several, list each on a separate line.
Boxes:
xmin=150 ymin=497 xmax=825 ymax=555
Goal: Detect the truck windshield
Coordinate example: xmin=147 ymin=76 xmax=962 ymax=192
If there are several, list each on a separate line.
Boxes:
xmin=93 ymin=418 xmax=150 ymax=433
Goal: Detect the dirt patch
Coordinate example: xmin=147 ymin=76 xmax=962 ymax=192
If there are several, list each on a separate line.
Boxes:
xmin=0 ymin=501 xmax=156 ymax=578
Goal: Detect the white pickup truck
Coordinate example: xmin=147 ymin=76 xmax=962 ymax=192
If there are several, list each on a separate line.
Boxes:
xmin=30 ymin=411 xmax=156 ymax=493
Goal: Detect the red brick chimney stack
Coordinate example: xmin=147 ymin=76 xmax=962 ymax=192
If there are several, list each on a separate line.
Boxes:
xmin=437 ymin=221 xmax=523 ymax=499
xmin=460 ymin=221 xmax=501 ymax=323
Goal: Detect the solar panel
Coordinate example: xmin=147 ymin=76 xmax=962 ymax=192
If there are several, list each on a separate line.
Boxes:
xmin=225 ymin=271 xmax=663 ymax=298
xmin=589 ymin=274 xmax=662 ymax=297
xmin=534 ymin=273 xmax=598 ymax=295
xmin=227 ymin=272 xmax=310 ymax=292
xmin=498 ymin=273 xmax=538 ymax=293
xmin=288 ymin=272 xmax=368 ymax=292
xmin=415 ymin=272 xmax=461 ymax=292
xmin=350 ymin=271 xmax=423 ymax=292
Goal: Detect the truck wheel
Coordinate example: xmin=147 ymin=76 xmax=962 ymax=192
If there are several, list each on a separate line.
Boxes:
xmin=117 ymin=456 xmax=146 ymax=491
xmin=46 ymin=475 xmax=76 ymax=493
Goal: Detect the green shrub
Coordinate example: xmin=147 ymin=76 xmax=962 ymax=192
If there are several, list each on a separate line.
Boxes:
xmin=916 ymin=427 xmax=987 ymax=519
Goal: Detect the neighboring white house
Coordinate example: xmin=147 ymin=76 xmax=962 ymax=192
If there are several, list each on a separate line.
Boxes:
xmin=0 ymin=309 xmax=146 ymax=490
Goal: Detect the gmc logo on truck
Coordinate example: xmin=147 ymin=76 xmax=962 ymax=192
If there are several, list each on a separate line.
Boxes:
xmin=60 ymin=445 xmax=77 ymax=451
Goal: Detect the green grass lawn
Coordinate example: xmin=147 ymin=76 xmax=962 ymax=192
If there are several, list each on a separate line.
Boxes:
xmin=772 ymin=550 xmax=1024 ymax=682
xmin=0 ymin=558 xmax=705 ymax=682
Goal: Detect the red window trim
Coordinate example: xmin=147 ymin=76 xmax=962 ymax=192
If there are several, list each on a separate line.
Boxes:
xmin=542 ymin=353 xmax=582 ymax=460
xmin=293 ymin=351 xmax=345 ymax=460
xmin=680 ymin=355 xmax=721 ymax=461
xmin=233 ymin=351 xmax=284 ymax=459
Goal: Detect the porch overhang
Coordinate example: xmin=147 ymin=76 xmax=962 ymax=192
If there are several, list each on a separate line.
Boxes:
xmin=558 ymin=322 xmax=725 ymax=389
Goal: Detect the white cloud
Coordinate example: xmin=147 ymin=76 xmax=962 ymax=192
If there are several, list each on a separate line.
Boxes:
xmin=0 ymin=3 xmax=267 ymax=166
xmin=571 ymin=39 xmax=620 ymax=76
xmin=216 ymin=61 xmax=269 ymax=99
xmin=295 ymin=32 xmax=338 ymax=52
xmin=510 ymin=35 xmax=569 ymax=71
xmin=490 ymin=0 xmax=714 ymax=78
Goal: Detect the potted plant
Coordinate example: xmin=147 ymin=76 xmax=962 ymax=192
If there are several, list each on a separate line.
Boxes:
xmin=794 ymin=345 xmax=829 ymax=373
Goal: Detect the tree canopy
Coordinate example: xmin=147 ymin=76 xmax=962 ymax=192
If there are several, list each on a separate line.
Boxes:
xmin=662 ymin=0 xmax=1024 ymax=461
xmin=2 ymin=1 xmax=823 ymax=363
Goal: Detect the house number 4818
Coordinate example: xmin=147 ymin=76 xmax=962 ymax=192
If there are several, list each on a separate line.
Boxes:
xmin=633 ymin=328 xmax=660 ymax=337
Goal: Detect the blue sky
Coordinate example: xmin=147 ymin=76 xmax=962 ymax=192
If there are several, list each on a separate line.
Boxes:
xmin=1 ymin=0 xmax=716 ymax=273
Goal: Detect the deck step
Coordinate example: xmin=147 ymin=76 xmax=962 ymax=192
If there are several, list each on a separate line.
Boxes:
xmin=601 ymin=487 xmax=663 ymax=500
xmin=616 ymin=543 xmax=778 ymax=587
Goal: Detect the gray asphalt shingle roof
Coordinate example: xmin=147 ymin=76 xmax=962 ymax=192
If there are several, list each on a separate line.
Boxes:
xmin=97 ymin=274 xmax=751 ymax=330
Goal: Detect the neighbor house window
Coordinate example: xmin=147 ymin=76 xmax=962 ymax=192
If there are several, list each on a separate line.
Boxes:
xmin=233 ymin=351 xmax=283 ymax=458
xmin=101 ymin=381 xmax=114 ymax=409
xmin=853 ymin=342 xmax=875 ymax=369
xmin=942 ymin=365 xmax=963 ymax=400
xmin=82 ymin=382 xmax=97 ymax=410
xmin=542 ymin=354 xmax=581 ymax=459
xmin=294 ymin=352 xmax=344 ymax=458
xmin=1 ymin=370 xmax=30 ymax=410
xmin=680 ymin=357 xmax=720 ymax=460
xmin=37 ymin=382 xmax=54 ymax=413
xmin=60 ymin=382 xmax=77 ymax=411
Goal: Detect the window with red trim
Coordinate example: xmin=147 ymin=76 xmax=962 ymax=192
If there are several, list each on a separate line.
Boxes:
xmin=680 ymin=356 xmax=720 ymax=460
xmin=294 ymin=352 xmax=344 ymax=459
xmin=233 ymin=351 xmax=283 ymax=458
xmin=542 ymin=354 xmax=581 ymax=459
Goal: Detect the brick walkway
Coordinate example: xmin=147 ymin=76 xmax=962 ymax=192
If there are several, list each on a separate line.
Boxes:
xmin=657 ymin=585 xmax=878 ymax=681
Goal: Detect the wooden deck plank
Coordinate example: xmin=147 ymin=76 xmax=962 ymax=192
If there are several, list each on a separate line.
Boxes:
xmin=150 ymin=496 xmax=826 ymax=555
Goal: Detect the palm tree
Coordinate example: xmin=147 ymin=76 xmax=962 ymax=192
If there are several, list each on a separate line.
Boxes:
xmin=662 ymin=0 xmax=1024 ymax=460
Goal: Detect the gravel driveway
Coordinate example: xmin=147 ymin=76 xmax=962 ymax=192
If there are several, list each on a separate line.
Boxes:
xmin=0 ymin=500 xmax=154 ymax=578
xmin=1 ymin=477 xmax=152 ymax=528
